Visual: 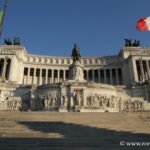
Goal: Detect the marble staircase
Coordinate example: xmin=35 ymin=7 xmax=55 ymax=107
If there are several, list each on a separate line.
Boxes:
xmin=0 ymin=112 xmax=150 ymax=150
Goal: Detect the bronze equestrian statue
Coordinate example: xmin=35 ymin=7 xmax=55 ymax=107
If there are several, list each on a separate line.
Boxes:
xmin=71 ymin=44 xmax=81 ymax=62
xmin=124 ymin=39 xmax=140 ymax=47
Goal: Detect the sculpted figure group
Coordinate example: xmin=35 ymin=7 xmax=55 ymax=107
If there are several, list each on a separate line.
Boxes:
xmin=7 ymin=98 xmax=22 ymax=111
xmin=8 ymin=91 xmax=144 ymax=111
xmin=123 ymin=99 xmax=143 ymax=110
xmin=86 ymin=94 xmax=144 ymax=111
xmin=87 ymin=94 xmax=116 ymax=108
xmin=37 ymin=94 xmax=58 ymax=110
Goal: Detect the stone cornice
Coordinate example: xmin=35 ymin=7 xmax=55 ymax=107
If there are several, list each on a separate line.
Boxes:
xmin=24 ymin=54 xmax=122 ymax=66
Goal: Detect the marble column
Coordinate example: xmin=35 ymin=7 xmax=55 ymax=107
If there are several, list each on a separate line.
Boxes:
xmin=98 ymin=69 xmax=101 ymax=83
xmin=51 ymin=69 xmax=54 ymax=83
xmin=139 ymin=59 xmax=145 ymax=82
xmin=146 ymin=60 xmax=150 ymax=79
xmin=110 ymin=69 xmax=113 ymax=85
xmin=132 ymin=59 xmax=139 ymax=83
xmin=63 ymin=70 xmax=66 ymax=80
xmin=27 ymin=67 xmax=30 ymax=84
xmin=33 ymin=68 xmax=36 ymax=85
xmin=39 ymin=68 xmax=42 ymax=85
xmin=116 ymin=68 xmax=119 ymax=85
xmin=58 ymin=70 xmax=60 ymax=83
xmin=86 ymin=70 xmax=89 ymax=81
xmin=92 ymin=69 xmax=94 ymax=81
xmin=45 ymin=69 xmax=48 ymax=84
xmin=104 ymin=69 xmax=107 ymax=83
xmin=1 ymin=57 xmax=8 ymax=81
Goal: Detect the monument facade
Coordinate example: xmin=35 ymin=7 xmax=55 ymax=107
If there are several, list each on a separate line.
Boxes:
xmin=0 ymin=40 xmax=150 ymax=112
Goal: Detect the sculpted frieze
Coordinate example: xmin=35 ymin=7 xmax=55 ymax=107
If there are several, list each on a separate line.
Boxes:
xmin=0 ymin=48 xmax=16 ymax=54
xmin=139 ymin=49 xmax=150 ymax=56
xmin=127 ymin=48 xmax=150 ymax=56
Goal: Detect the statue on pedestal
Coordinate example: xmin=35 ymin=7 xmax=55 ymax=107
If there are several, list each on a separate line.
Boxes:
xmin=71 ymin=43 xmax=81 ymax=62
xmin=69 ymin=44 xmax=84 ymax=81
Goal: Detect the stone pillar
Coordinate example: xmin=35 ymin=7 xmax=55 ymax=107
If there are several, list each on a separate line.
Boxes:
xmin=27 ymin=67 xmax=30 ymax=84
xmin=63 ymin=70 xmax=66 ymax=80
xmin=116 ymin=68 xmax=119 ymax=85
xmin=104 ymin=69 xmax=107 ymax=83
xmin=58 ymin=69 xmax=60 ymax=83
xmin=132 ymin=58 xmax=139 ymax=83
xmin=51 ymin=69 xmax=54 ymax=83
xmin=110 ymin=69 xmax=113 ymax=85
xmin=1 ymin=57 xmax=8 ymax=81
xmin=39 ymin=68 xmax=42 ymax=85
xmin=98 ymin=69 xmax=101 ymax=83
xmin=146 ymin=60 xmax=150 ymax=79
xmin=139 ymin=59 xmax=145 ymax=82
xmin=86 ymin=70 xmax=89 ymax=81
xmin=92 ymin=69 xmax=94 ymax=81
xmin=45 ymin=69 xmax=48 ymax=84
xmin=33 ymin=68 xmax=36 ymax=85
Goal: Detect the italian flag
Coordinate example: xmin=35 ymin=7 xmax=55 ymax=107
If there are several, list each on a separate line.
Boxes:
xmin=136 ymin=17 xmax=150 ymax=31
xmin=0 ymin=10 xmax=4 ymax=36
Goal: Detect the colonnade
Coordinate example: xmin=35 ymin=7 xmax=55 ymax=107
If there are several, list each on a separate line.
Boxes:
xmin=136 ymin=59 xmax=150 ymax=82
xmin=23 ymin=67 xmax=123 ymax=85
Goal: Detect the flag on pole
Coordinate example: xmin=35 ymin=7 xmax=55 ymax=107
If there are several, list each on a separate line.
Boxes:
xmin=136 ymin=17 xmax=150 ymax=31
xmin=0 ymin=10 xmax=4 ymax=36
xmin=0 ymin=0 xmax=7 ymax=37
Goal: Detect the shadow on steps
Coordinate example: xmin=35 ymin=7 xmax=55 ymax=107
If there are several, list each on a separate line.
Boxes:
xmin=0 ymin=121 xmax=150 ymax=149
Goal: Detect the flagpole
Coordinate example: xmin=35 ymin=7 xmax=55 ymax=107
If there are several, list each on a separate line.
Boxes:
xmin=0 ymin=0 xmax=7 ymax=38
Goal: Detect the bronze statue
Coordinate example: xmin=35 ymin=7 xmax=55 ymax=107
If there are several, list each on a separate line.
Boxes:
xmin=4 ymin=37 xmax=12 ymax=45
xmin=13 ymin=37 xmax=20 ymax=45
xmin=124 ymin=39 xmax=132 ymax=46
xmin=133 ymin=40 xmax=140 ymax=47
xmin=4 ymin=37 xmax=21 ymax=45
xmin=71 ymin=44 xmax=81 ymax=61
xmin=124 ymin=39 xmax=140 ymax=47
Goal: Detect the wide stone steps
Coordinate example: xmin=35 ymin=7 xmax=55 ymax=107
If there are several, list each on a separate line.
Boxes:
xmin=0 ymin=112 xmax=149 ymax=150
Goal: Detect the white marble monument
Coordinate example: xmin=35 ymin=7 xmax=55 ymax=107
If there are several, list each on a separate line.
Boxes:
xmin=0 ymin=41 xmax=149 ymax=112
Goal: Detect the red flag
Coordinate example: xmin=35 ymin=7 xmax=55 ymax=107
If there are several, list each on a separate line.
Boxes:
xmin=136 ymin=17 xmax=150 ymax=31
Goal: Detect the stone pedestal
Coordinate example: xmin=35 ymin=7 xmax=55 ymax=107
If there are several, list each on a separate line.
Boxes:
xmin=69 ymin=61 xmax=84 ymax=81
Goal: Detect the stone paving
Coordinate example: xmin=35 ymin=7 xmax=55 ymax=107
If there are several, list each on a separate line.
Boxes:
xmin=0 ymin=111 xmax=150 ymax=150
